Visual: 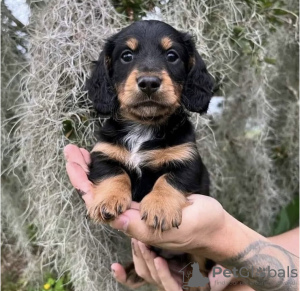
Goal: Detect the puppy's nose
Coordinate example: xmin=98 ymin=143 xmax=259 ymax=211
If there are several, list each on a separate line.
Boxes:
xmin=137 ymin=76 xmax=161 ymax=96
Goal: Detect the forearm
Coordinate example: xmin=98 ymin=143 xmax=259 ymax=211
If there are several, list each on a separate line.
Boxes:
xmin=269 ymin=228 xmax=299 ymax=257
xmin=202 ymin=211 xmax=299 ymax=291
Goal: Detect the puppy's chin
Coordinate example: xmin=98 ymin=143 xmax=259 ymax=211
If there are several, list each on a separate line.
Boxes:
xmin=120 ymin=104 xmax=178 ymax=125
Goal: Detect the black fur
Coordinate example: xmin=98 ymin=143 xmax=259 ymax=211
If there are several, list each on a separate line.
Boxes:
xmin=85 ymin=20 xmax=214 ymax=283
xmin=86 ymin=19 xmax=213 ymax=209
xmin=86 ymin=20 xmax=214 ymax=115
xmin=85 ymin=49 xmax=117 ymax=115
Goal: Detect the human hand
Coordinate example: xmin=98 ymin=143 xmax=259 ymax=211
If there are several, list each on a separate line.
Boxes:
xmin=65 ymin=145 xmax=299 ymax=291
xmin=112 ymin=240 xmax=240 ymax=291
xmin=64 ymin=144 xmax=253 ymax=290
xmin=112 ymin=239 xmax=184 ymax=291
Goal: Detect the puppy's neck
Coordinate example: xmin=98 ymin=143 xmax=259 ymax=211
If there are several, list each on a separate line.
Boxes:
xmin=123 ymin=124 xmax=154 ymax=152
xmin=113 ymin=106 xmax=187 ymax=132
xmin=99 ymin=107 xmax=189 ymax=148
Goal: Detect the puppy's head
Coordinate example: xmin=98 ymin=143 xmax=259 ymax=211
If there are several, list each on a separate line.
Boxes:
xmin=86 ymin=20 xmax=214 ymax=124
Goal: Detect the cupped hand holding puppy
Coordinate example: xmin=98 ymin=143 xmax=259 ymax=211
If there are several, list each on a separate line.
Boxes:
xmin=64 ymin=144 xmax=299 ymax=291
xmin=65 ymin=144 xmax=230 ymax=290
xmin=64 ymin=144 xmax=226 ymax=254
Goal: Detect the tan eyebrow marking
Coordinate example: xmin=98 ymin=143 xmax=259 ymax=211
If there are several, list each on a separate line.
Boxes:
xmin=126 ymin=38 xmax=139 ymax=51
xmin=161 ymin=37 xmax=173 ymax=50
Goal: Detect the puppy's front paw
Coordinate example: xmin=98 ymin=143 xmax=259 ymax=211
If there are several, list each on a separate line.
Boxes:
xmin=140 ymin=190 xmax=189 ymax=232
xmin=88 ymin=174 xmax=132 ymax=223
xmin=89 ymin=193 xmax=131 ymax=223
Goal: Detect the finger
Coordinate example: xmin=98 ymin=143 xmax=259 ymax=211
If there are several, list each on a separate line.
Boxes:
xmin=66 ymin=161 xmax=94 ymax=208
xmin=64 ymin=144 xmax=89 ymax=173
xmin=109 ymin=209 xmax=154 ymax=243
xmin=131 ymin=239 xmax=155 ymax=285
xmin=109 ymin=195 xmax=209 ymax=245
xmin=111 ymin=263 xmax=145 ymax=289
xmin=138 ymin=241 xmax=162 ymax=285
xmin=111 ymin=263 xmax=127 ymax=283
xmin=154 ymin=257 xmax=182 ymax=291
xmin=209 ymin=264 xmax=232 ymax=291
xmin=79 ymin=147 xmax=91 ymax=165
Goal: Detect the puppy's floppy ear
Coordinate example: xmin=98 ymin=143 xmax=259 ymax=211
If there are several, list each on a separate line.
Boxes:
xmin=181 ymin=35 xmax=214 ymax=114
xmin=85 ymin=41 xmax=117 ymax=115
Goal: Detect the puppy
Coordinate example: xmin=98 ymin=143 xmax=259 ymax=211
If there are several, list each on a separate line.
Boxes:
xmin=86 ymin=20 xmax=214 ymax=289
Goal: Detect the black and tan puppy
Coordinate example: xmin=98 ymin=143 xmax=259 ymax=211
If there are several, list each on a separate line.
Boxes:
xmin=86 ymin=20 xmax=214 ymax=288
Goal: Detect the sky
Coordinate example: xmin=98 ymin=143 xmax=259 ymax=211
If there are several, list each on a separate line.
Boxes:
xmin=5 ymin=0 xmax=30 ymax=25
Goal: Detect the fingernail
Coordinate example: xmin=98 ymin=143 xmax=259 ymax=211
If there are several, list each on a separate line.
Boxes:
xmin=111 ymin=215 xmax=129 ymax=232
xmin=120 ymin=216 xmax=129 ymax=231
xmin=64 ymin=150 xmax=69 ymax=161
xmin=111 ymin=268 xmax=116 ymax=277
xmin=76 ymin=189 xmax=86 ymax=201
xmin=131 ymin=239 xmax=138 ymax=257
xmin=154 ymin=258 xmax=160 ymax=270
xmin=137 ymin=241 xmax=146 ymax=254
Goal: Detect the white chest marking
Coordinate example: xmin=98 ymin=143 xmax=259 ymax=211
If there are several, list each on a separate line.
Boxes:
xmin=123 ymin=125 xmax=153 ymax=170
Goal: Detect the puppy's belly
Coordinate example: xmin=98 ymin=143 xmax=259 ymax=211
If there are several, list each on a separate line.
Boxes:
xmin=127 ymin=166 xmax=164 ymax=202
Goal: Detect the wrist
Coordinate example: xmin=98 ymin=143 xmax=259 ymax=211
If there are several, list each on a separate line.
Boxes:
xmin=199 ymin=210 xmax=267 ymax=263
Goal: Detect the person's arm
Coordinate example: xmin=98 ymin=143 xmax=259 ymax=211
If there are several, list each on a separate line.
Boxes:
xmin=109 ymin=202 xmax=299 ymax=291
xmin=64 ymin=145 xmax=299 ymax=291
xmin=210 ymin=227 xmax=299 ymax=291
xmin=269 ymin=228 xmax=299 ymax=257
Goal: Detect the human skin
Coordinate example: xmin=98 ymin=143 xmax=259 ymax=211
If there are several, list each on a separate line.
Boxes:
xmin=64 ymin=144 xmax=299 ymax=291
xmin=110 ymin=228 xmax=299 ymax=291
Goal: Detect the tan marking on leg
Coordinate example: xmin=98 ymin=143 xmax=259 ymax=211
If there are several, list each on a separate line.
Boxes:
xmin=88 ymin=173 xmax=132 ymax=223
xmin=126 ymin=38 xmax=139 ymax=51
xmin=144 ymin=142 xmax=197 ymax=168
xmin=140 ymin=175 xmax=190 ymax=232
xmin=92 ymin=142 xmax=130 ymax=164
xmin=161 ymin=37 xmax=173 ymax=50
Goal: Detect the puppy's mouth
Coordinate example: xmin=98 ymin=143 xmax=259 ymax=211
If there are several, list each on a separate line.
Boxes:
xmin=131 ymin=100 xmax=169 ymax=109
xmin=122 ymin=99 xmax=177 ymax=124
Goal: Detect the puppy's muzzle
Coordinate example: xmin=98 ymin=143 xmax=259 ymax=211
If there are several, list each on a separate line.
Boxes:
xmin=137 ymin=76 xmax=161 ymax=97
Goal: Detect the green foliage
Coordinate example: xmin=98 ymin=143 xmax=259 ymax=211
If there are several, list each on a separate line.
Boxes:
xmin=1 ymin=271 xmax=73 ymax=291
xmin=111 ymin=0 xmax=156 ymax=21
xmin=273 ymin=196 xmax=299 ymax=235
xmin=1 ymin=271 xmax=26 ymax=291
xmin=2 ymin=0 xmax=298 ymax=290
xmin=42 ymin=274 xmax=73 ymax=291
xmin=228 ymin=0 xmax=297 ymax=67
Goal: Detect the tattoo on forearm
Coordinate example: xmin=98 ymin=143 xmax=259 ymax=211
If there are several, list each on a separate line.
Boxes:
xmin=221 ymin=240 xmax=299 ymax=291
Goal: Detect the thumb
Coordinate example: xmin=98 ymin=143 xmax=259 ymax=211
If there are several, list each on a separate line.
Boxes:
xmin=109 ymin=206 xmax=156 ymax=243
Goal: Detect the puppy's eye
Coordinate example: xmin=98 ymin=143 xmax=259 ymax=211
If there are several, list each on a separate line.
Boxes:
xmin=166 ymin=50 xmax=179 ymax=63
xmin=121 ymin=51 xmax=133 ymax=63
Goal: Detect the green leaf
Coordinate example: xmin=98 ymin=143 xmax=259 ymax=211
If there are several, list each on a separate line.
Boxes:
xmin=264 ymin=57 xmax=277 ymax=65
xmin=233 ymin=26 xmax=244 ymax=37
xmin=273 ymin=197 xmax=299 ymax=235
xmin=47 ymin=278 xmax=56 ymax=286
xmin=273 ymin=8 xmax=289 ymax=15
xmin=54 ymin=278 xmax=64 ymax=291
